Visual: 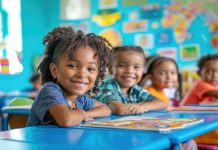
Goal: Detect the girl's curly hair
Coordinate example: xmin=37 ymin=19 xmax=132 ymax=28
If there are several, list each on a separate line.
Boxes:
xmin=38 ymin=26 xmax=113 ymax=93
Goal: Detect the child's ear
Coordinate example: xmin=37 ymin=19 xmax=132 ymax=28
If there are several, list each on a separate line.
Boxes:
xmin=108 ymin=65 xmax=113 ymax=75
xmin=49 ymin=63 xmax=57 ymax=79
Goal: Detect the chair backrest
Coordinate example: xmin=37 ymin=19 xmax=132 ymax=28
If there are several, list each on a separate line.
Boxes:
xmin=8 ymin=97 xmax=33 ymax=129
xmin=9 ymin=97 xmax=33 ymax=106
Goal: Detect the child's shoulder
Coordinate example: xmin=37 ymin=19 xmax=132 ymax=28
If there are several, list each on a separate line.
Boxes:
xmin=99 ymin=79 xmax=119 ymax=89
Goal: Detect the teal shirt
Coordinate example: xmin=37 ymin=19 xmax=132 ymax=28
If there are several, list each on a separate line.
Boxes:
xmin=96 ymin=79 xmax=156 ymax=104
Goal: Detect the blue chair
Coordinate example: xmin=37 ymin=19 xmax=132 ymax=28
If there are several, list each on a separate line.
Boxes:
xmin=4 ymin=97 xmax=33 ymax=130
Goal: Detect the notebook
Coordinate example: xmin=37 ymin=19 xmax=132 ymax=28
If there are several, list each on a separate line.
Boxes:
xmin=81 ymin=116 xmax=204 ymax=132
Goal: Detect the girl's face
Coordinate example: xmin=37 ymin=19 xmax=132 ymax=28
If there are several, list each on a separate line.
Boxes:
xmin=199 ymin=60 xmax=218 ymax=87
xmin=111 ymin=51 xmax=144 ymax=93
xmin=50 ymin=46 xmax=99 ymax=100
xmin=149 ymin=60 xmax=178 ymax=90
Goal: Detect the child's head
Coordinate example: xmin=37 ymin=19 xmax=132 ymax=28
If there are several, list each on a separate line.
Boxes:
xmin=145 ymin=56 xmax=179 ymax=89
xmin=38 ymin=26 xmax=113 ymax=97
xmin=29 ymin=73 xmax=42 ymax=91
xmin=197 ymin=54 xmax=218 ymax=87
xmin=110 ymin=46 xmax=145 ymax=89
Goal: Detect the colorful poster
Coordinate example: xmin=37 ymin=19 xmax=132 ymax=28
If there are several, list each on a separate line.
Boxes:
xmin=157 ymin=47 xmax=177 ymax=60
xmin=157 ymin=30 xmax=171 ymax=45
xmin=100 ymin=0 xmax=117 ymax=9
xmin=61 ymin=22 xmax=90 ymax=33
xmin=60 ymin=0 xmax=90 ymax=20
xmin=100 ymin=29 xmax=122 ymax=46
xmin=123 ymin=20 xmax=148 ymax=33
xmin=180 ymin=44 xmax=200 ymax=61
xmin=140 ymin=4 xmax=161 ymax=19
xmin=122 ymin=0 xmax=147 ymax=7
xmin=135 ymin=34 xmax=154 ymax=49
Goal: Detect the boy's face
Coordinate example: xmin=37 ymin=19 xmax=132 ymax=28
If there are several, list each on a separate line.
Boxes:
xmin=199 ymin=60 xmax=218 ymax=87
xmin=149 ymin=60 xmax=178 ymax=89
xmin=50 ymin=46 xmax=99 ymax=100
xmin=111 ymin=51 xmax=144 ymax=92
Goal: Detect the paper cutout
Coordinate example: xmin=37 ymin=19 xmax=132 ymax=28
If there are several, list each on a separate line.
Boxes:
xmin=123 ymin=20 xmax=148 ymax=33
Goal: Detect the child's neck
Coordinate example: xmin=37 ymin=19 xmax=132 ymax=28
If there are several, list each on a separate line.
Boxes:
xmin=121 ymin=87 xmax=130 ymax=96
xmin=152 ymin=84 xmax=164 ymax=91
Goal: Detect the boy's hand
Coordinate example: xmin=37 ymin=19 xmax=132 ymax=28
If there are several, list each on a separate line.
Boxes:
xmin=122 ymin=104 xmax=146 ymax=115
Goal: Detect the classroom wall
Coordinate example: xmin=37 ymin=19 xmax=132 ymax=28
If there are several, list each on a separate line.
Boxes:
xmin=0 ymin=0 xmax=218 ymax=92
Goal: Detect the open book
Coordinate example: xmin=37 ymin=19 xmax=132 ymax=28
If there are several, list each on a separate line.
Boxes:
xmin=171 ymin=106 xmax=218 ymax=112
xmin=82 ymin=116 xmax=204 ymax=132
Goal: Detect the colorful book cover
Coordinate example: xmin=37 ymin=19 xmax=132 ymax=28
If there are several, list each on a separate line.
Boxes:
xmin=171 ymin=106 xmax=218 ymax=112
xmin=81 ymin=116 xmax=204 ymax=132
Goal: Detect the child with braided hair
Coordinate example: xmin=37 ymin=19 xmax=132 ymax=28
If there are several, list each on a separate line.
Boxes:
xmin=27 ymin=26 xmax=113 ymax=127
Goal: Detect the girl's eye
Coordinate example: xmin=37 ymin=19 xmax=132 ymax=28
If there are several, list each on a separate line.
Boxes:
xmin=118 ymin=64 xmax=125 ymax=68
xmin=88 ymin=67 xmax=97 ymax=73
xmin=68 ymin=64 xmax=77 ymax=68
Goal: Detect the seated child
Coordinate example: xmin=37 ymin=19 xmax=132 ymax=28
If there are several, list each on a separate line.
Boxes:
xmin=28 ymin=73 xmax=42 ymax=98
xmin=143 ymin=56 xmax=180 ymax=107
xmin=180 ymin=54 xmax=218 ymax=145
xmin=27 ymin=26 xmax=113 ymax=127
xmin=143 ymin=56 xmax=197 ymax=150
xmin=96 ymin=46 xmax=167 ymax=115
xmin=180 ymin=54 xmax=218 ymax=105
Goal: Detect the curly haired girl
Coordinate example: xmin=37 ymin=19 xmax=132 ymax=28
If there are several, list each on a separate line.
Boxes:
xmin=27 ymin=26 xmax=113 ymax=127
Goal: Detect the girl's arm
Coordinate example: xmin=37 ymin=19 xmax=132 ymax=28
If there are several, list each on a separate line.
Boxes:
xmin=204 ymin=90 xmax=218 ymax=98
xmin=86 ymin=101 xmax=111 ymax=119
xmin=49 ymin=104 xmax=86 ymax=127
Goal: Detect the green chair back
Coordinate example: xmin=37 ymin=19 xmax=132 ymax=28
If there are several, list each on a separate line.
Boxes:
xmin=9 ymin=97 xmax=33 ymax=106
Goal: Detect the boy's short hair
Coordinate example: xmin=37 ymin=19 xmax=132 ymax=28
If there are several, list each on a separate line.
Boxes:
xmin=113 ymin=46 xmax=145 ymax=62
xmin=197 ymin=54 xmax=218 ymax=72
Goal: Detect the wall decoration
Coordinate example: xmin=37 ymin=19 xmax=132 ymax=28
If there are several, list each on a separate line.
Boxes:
xmin=60 ymin=0 xmax=90 ymax=20
xmin=157 ymin=47 xmax=177 ymax=60
xmin=135 ymin=34 xmax=154 ymax=49
xmin=123 ymin=20 xmax=148 ymax=33
xmin=129 ymin=11 xmax=139 ymax=20
xmin=122 ymin=0 xmax=147 ymax=7
xmin=180 ymin=44 xmax=200 ymax=61
xmin=0 ymin=58 xmax=9 ymax=74
xmin=151 ymin=22 xmax=159 ymax=29
xmin=157 ymin=30 xmax=171 ymax=45
xmin=0 ymin=0 xmax=23 ymax=74
xmin=140 ymin=4 xmax=162 ymax=19
xmin=100 ymin=0 xmax=117 ymax=9
xmin=92 ymin=9 xmax=121 ymax=27
xmin=61 ymin=22 xmax=90 ymax=33
xmin=100 ymin=29 xmax=122 ymax=46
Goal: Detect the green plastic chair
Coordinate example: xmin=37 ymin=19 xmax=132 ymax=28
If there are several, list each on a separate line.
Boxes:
xmin=9 ymin=97 xmax=33 ymax=106
xmin=8 ymin=97 xmax=33 ymax=129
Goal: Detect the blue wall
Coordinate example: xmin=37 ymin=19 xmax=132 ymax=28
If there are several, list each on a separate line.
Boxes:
xmin=0 ymin=0 xmax=218 ymax=92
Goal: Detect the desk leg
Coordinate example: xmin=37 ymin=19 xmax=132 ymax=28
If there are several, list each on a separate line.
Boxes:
xmin=2 ymin=113 xmax=9 ymax=131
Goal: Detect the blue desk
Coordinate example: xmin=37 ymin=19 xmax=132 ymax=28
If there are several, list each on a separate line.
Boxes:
xmin=79 ymin=111 xmax=218 ymax=150
xmin=0 ymin=126 xmax=170 ymax=150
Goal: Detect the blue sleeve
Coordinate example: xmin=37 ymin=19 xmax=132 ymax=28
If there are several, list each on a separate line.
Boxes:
xmin=76 ymin=95 xmax=95 ymax=111
xmin=34 ymin=84 xmax=66 ymax=124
